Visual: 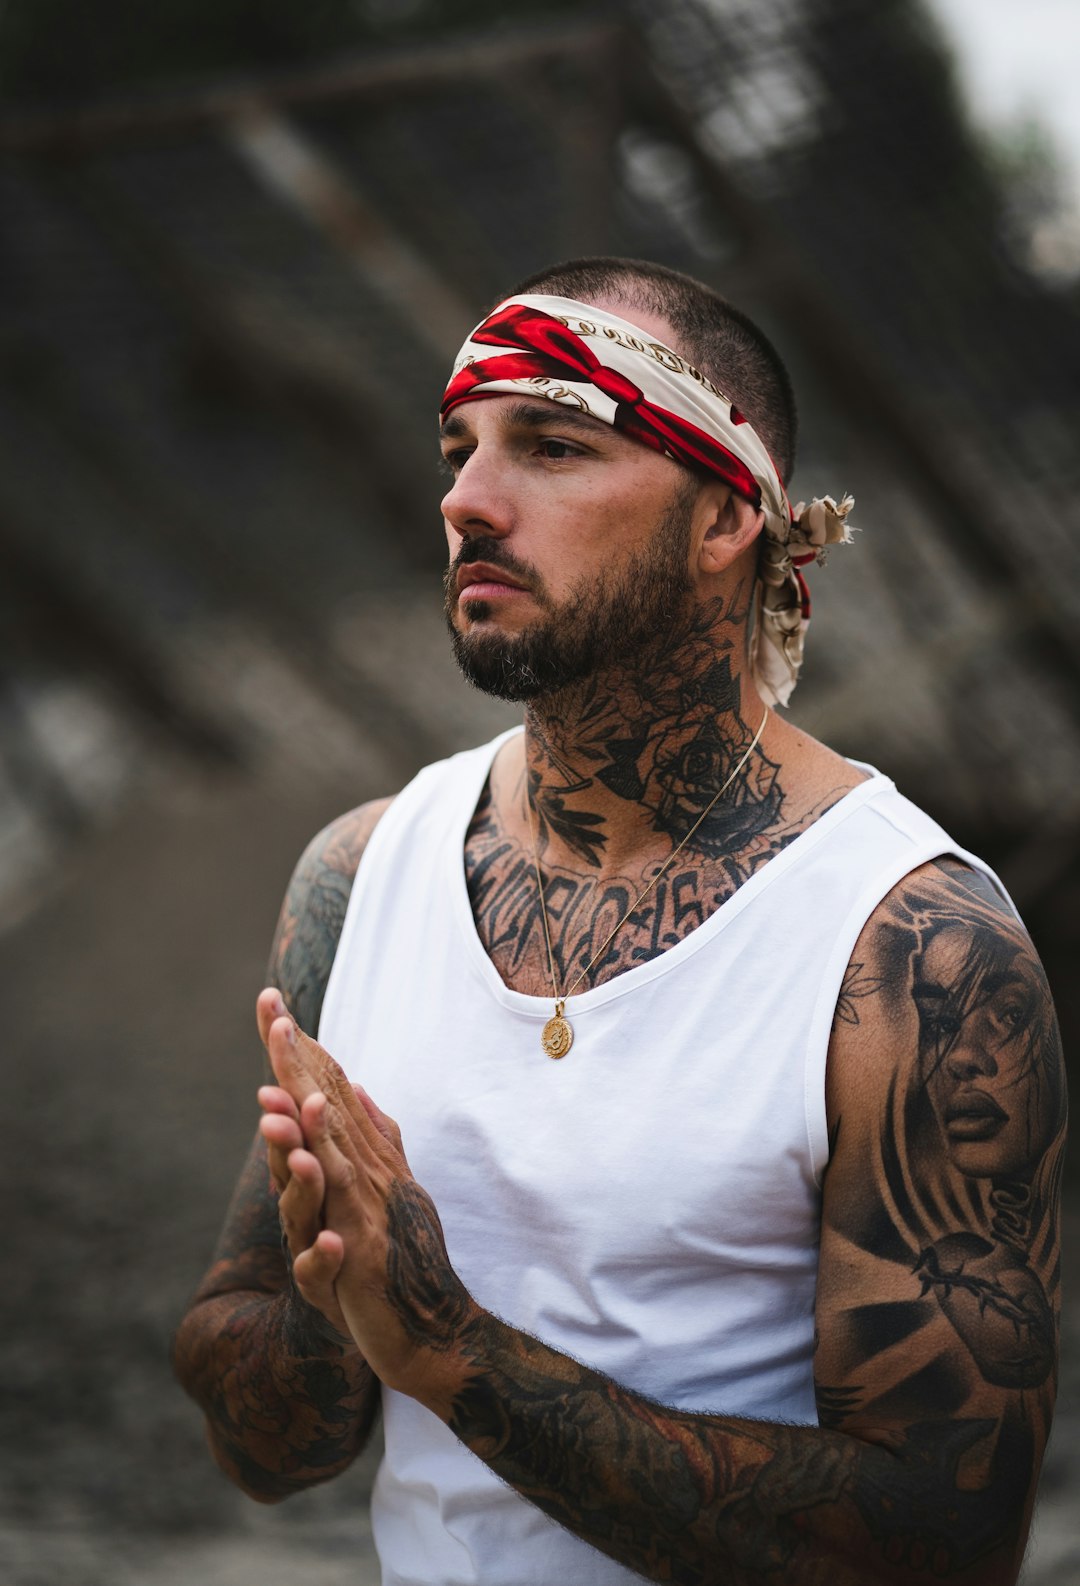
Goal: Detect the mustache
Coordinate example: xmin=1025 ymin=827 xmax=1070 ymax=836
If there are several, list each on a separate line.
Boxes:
xmin=443 ymin=538 xmax=548 ymax=602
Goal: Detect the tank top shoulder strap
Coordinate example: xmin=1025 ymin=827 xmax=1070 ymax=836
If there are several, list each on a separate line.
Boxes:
xmin=856 ymin=774 xmax=1018 ymax=917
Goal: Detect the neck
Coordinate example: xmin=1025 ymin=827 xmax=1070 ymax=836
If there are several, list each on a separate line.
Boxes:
xmin=521 ymin=591 xmax=773 ymax=876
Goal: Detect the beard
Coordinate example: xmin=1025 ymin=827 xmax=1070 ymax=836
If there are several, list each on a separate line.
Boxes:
xmin=443 ymin=481 xmax=698 ymax=702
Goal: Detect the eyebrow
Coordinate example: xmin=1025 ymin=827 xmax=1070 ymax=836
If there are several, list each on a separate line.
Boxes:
xmin=912 ymin=969 xmax=1030 ymax=1003
xmin=439 ymin=400 xmax=613 ymax=442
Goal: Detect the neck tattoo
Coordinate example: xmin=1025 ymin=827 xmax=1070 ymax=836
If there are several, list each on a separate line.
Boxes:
xmin=528 ymin=706 xmax=770 ymax=1058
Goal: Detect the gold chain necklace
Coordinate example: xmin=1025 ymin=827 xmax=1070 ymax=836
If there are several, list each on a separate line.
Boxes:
xmin=528 ymin=706 xmax=769 ymax=1058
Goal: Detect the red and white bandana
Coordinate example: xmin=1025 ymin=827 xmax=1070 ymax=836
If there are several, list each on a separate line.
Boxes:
xmin=442 ymin=294 xmax=855 ymax=707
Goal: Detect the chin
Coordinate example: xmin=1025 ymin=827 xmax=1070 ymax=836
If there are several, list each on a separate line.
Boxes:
xmin=948 ymin=1139 xmax=1031 ymax=1182
xmin=448 ymin=628 xmax=550 ymax=702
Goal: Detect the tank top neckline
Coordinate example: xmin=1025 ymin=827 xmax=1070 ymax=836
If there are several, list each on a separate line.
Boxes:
xmin=446 ymin=725 xmax=895 ymax=1022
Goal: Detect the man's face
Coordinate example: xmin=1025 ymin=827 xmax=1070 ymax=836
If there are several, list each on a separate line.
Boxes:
xmin=439 ymin=298 xmax=718 ymax=702
xmin=915 ymin=921 xmax=1058 ymax=1180
xmin=440 ymin=404 xmax=699 ymax=699
xmin=439 ymin=296 xmax=748 ymax=701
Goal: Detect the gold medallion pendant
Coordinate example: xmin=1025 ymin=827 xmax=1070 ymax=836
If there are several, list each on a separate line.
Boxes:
xmin=527 ymin=707 xmax=769 ymax=1060
xmin=541 ymin=1009 xmax=574 ymax=1059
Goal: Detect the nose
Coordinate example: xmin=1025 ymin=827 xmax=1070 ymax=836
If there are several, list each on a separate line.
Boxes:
xmin=943 ymin=1013 xmax=999 ymax=1081
xmin=441 ymin=448 xmax=513 ymax=546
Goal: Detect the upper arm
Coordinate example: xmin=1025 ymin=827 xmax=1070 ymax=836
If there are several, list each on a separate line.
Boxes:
xmin=267 ymin=797 xmax=395 ymax=1036
xmin=197 ymin=796 xmax=395 ymax=1302
xmin=815 ymin=857 xmax=1065 ymax=1578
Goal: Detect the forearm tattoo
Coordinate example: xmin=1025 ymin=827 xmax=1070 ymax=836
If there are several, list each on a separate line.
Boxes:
xmin=173 ymin=802 xmax=389 ymax=1497
xmin=173 ymin=1136 xmax=377 ymax=1498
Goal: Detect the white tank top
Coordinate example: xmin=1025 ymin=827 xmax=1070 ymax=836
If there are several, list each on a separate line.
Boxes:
xmin=318 ymin=727 xmax=1000 ymax=1586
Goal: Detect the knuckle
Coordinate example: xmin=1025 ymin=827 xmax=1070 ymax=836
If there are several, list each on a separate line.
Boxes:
xmin=331 ymin=1159 xmax=357 ymax=1193
xmin=329 ymin=1113 xmax=354 ymax=1148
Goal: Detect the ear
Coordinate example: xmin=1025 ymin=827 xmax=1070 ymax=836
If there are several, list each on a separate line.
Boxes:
xmin=697 ymin=487 xmax=765 ymax=577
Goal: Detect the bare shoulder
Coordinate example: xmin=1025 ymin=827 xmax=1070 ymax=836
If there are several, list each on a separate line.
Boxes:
xmin=815 ymin=855 xmax=1065 ymax=1578
xmin=268 ymin=796 xmax=395 ymax=1036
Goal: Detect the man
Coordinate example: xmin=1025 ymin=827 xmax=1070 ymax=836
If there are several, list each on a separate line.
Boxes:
xmin=174 ymin=258 xmax=1065 ymax=1584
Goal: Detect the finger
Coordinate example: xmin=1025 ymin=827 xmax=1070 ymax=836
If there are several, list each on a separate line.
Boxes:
xmin=258 ymin=1084 xmax=300 ymax=1122
xmin=270 ymin=1019 xmax=375 ymax=1149
xmin=278 ymin=1148 xmax=327 ymax=1256
xmin=286 ymin=1027 xmax=399 ymax=1160
xmin=259 ymin=1111 xmax=304 ymax=1152
xmin=256 ymin=986 xmax=294 ymax=1050
xmin=285 ymin=1145 xmax=327 ymax=1194
xmin=294 ymin=1227 xmax=344 ymax=1283
xmin=292 ymin=1230 xmax=350 ymax=1337
xmin=268 ymin=1015 xmax=328 ymax=1110
xmin=259 ymin=1111 xmax=305 ymax=1193
xmin=354 ymin=1084 xmax=407 ymax=1160
xmin=266 ymin=1145 xmax=289 ymax=1196
xmin=298 ymin=1092 xmax=371 ymax=1214
xmin=258 ymin=1093 xmax=305 ymax=1192
xmin=297 ymin=1031 xmax=365 ymax=1120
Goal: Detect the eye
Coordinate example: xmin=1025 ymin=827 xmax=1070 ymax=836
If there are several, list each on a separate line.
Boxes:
xmin=915 ymin=996 xmax=960 ymax=1044
xmin=994 ymin=998 xmax=1028 ymax=1033
xmin=439 ymin=447 xmax=472 ymax=476
xmin=536 ymin=438 xmax=583 ymax=461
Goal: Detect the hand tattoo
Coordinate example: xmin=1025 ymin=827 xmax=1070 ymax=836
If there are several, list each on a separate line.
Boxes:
xmin=385 ymin=1181 xmax=474 ymax=1352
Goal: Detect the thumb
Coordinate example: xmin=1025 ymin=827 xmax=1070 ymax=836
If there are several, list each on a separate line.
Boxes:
xmin=292 ymin=1230 xmax=350 ymax=1338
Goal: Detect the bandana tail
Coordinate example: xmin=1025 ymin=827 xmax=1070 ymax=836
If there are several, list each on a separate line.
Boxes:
xmin=751 ymin=494 xmax=856 ymax=708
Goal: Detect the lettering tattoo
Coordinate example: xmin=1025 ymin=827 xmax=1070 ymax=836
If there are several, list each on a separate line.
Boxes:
xmin=172 ymin=801 xmax=390 ymax=1499
xmin=467 ymin=772 xmax=844 ymax=997
xmin=425 ymin=858 xmax=1063 ymax=1583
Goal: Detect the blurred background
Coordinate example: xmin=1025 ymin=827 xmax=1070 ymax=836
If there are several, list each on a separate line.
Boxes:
xmin=1 ymin=1 xmax=1077 ymax=1581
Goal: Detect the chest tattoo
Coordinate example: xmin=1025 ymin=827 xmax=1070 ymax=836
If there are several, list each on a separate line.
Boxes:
xmin=464 ymin=778 xmax=845 ymax=996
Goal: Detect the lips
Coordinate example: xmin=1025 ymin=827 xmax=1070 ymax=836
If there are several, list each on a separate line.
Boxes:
xmin=943 ymin=1090 xmax=1008 ymax=1141
xmin=455 ymin=562 xmax=530 ymax=599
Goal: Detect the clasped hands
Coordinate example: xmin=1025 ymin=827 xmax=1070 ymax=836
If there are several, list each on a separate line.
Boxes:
xmin=255 ymin=987 xmax=476 ymax=1417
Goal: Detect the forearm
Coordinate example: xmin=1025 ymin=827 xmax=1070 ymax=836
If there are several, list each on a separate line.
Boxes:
xmin=173 ymin=1283 xmax=378 ymax=1502
xmin=434 ymin=1314 xmax=1024 ymax=1586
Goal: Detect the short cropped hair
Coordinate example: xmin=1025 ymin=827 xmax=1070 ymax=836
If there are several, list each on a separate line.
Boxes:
xmin=507 ymin=257 xmax=798 ymax=485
